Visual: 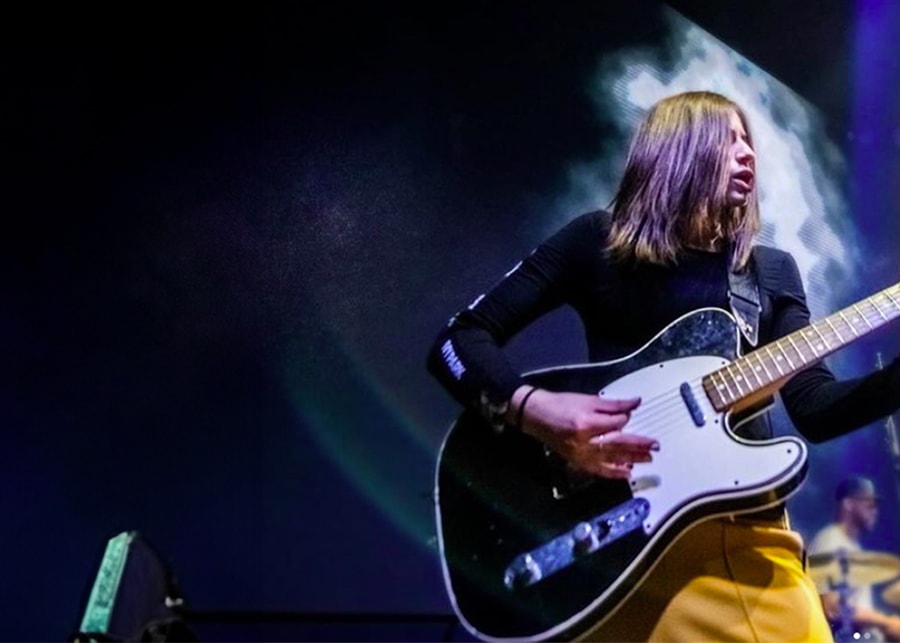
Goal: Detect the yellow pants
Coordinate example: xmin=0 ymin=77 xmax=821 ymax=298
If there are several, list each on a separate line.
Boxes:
xmin=579 ymin=515 xmax=834 ymax=642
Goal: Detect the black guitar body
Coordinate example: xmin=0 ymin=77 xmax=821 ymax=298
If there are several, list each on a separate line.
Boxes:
xmin=435 ymin=309 xmax=808 ymax=641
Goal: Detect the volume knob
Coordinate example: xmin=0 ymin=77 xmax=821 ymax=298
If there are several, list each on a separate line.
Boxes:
xmin=572 ymin=521 xmax=598 ymax=556
xmin=504 ymin=553 xmax=542 ymax=590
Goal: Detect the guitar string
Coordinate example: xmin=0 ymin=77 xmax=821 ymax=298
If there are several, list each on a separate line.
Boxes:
xmin=595 ymin=305 xmax=894 ymax=442
xmin=516 ymin=295 xmax=897 ymax=455
xmin=614 ymin=379 xmax=709 ymax=441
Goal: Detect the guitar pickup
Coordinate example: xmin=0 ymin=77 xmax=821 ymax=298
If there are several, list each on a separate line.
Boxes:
xmin=679 ymin=382 xmax=705 ymax=427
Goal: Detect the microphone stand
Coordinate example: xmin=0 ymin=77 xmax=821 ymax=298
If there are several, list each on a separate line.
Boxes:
xmin=877 ymin=352 xmax=900 ymax=505
xmin=832 ymin=549 xmax=855 ymax=643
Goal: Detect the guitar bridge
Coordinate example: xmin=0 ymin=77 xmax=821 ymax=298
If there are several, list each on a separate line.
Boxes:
xmin=503 ymin=498 xmax=650 ymax=590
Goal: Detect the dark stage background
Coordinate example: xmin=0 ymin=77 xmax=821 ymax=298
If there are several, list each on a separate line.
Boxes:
xmin=4 ymin=1 xmax=900 ymax=640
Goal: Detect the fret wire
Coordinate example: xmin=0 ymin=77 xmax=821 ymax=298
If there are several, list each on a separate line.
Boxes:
xmin=852 ymin=304 xmax=875 ymax=329
xmin=726 ymin=364 xmax=747 ymax=396
xmin=720 ymin=370 xmax=737 ymax=403
xmin=754 ymin=352 xmax=774 ymax=382
xmin=884 ymin=289 xmax=900 ymax=310
xmin=869 ymin=295 xmax=889 ymax=320
xmin=877 ymin=291 xmax=900 ymax=319
xmin=838 ymin=310 xmax=860 ymax=336
xmin=701 ymin=375 xmax=711 ymax=400
xmin=705 ymin=375 xmax=725 ymax=409
xmin=808 ymin=324 xmax=830 ymax=352
xmin=823 ymin=316 xmax=843 ymax=344
xmin=743 ymin=354 xmax=766 ymax=387
xmin=778 ymin=342 xmax=796 ymax=370
xmin=712 ymin=370 xmax=735 ymax=404
xmin=765 ymin=345 xmax=787 ymax=375
xmin=701 ymin=376 xmax=713 ymax=407
xmin=785 ymin=334 xmax=806 ymax=365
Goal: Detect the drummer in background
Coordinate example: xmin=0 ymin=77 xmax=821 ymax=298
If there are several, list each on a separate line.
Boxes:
xmin=809 ymin=476 xmax=900 ymax=641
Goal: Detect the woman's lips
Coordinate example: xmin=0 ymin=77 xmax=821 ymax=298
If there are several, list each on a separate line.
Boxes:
xmin=733 ymin=169 xmax=754 ymax=192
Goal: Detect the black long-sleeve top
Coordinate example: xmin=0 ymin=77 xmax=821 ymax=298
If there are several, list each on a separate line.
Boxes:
xmin=427 ymin=210 xmax=900 ymax=443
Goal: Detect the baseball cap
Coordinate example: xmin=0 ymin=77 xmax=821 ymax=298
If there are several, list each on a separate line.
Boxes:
xmin=835 ymin=476 xmax=880 ymax=501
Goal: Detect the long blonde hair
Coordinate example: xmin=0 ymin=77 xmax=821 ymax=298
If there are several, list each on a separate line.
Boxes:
xmin=607 ymin=91 xmax=760 ymax=272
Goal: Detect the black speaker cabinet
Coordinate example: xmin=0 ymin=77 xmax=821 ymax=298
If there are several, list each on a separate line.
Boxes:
xmin=72 ymin=531 xmax=196 ymax=642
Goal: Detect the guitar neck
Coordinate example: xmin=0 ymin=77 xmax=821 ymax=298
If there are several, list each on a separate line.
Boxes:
xmin=703 ymin=282 xmax=900 ymax=412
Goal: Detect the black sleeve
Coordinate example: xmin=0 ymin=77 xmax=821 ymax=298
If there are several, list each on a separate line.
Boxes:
xmin=426 ymin=212 xmax=601 ymax=420
xmin=774 ymin=252 xmax=900 ymax=442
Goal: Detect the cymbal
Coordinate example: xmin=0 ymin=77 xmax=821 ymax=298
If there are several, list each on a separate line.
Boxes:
xmin=882 ymin=579 xmax=900 ymax=606
xmin=807 ymin=550 xmax=900 ymax=587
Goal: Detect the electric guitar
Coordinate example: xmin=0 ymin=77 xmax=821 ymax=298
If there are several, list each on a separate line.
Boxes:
xmin=434 ymin=282 xmax=900 ymax=641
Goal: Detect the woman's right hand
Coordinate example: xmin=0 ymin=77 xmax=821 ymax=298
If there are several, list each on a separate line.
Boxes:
xmin=507 ymin=386 xmax=658 ymax=479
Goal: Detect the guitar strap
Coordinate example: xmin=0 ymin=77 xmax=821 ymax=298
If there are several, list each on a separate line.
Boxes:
xmin=727 ymin=247 xmax=761 ymax=348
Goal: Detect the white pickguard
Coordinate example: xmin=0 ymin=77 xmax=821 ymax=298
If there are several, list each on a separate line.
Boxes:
xmin=599 ymin=355 xmax=806 ymax=534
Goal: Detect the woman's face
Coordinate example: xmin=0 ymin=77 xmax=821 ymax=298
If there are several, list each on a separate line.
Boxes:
xmin=723 ymin=110 xmax=756 ymax=208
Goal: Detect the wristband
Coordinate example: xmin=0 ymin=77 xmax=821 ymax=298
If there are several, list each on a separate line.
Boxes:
xmin=515 ymin=386 xmax=539 ymax=431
